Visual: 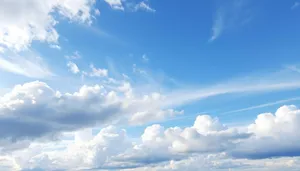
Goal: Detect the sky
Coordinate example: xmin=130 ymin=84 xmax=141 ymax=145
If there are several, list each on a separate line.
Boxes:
xmin=1 ymin=0 xmax=300 ymax=170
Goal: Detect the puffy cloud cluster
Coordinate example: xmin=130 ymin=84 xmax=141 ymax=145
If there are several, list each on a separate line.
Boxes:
xmin=117 ymin=115 xmax=249 ymax=166
xmin=104 ymin=0 xmax=124 ymax=11
xmin=0 ymin=0 xmax=97 ymax=51
xmin=0 ymin=81 xmax=182 ymax=145
xmin=0 ymin=115 xmax=249 ymax=170
xmin=3 ymin=106 xmax=300 ymax=170
xmin=0 ymin=126 xmax=130 ymax=170
xmin=0 ymin=81 xmax=122 ymax=142
xmin=232 ymin=105 xmax=300 ymax=159
xmin=67 ymin=61 xmax=80 ymax=74
xmin=104 ymin=0 xmax=156 ymax=13
xmin=2 ymin=79 xmax=300 ymax=170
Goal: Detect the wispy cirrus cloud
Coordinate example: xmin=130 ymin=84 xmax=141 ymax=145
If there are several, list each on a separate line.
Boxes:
xmin=162 ymin=68 xmax=300 ymax=107
xmin=135 ymin=1 xmax=156 ymax=13
xmin=0 ymin=51 xmax=54 ymax=78
xmin=220 ymin=97 xmax=300 ymax=116
xmin=209 ymin=9 xmax=224 ymax=42
xmin=209 ymin=0 xmax=253 ymax=42
xmin=292 ymin=2 xmax=300 ymax=10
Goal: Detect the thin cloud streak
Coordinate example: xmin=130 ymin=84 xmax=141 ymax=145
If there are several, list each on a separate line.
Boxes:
xmin=164 ymin=82 xmax=300 ymax=108
xmin=209 ymin=0 xmax=253 ymax=42
xmin=209 ymin=9 xmax=224 ymax=42
xmin=159 ymin=97 xmax=300 ymax=123
xmin=0 ymin=51 xmax=54 ymax=78
xmin=292 ymin=2 xmax=300 ymax=10
xmin=162 ymin=69 xmax=300 ymax=108
xmin=220 ymin=97 xmax=300 ymax=116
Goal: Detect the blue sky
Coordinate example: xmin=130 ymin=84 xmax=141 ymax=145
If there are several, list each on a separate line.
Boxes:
xmin=1 ymin=0 xmax=300 ymax=170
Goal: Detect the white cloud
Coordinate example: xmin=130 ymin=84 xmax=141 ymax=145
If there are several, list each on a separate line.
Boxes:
xmin=104 ymin=0 xmax=124 ymax=11
xmin=162 ymin=69 xmax=300 ymax=107
xmin=133 ymin=64 xmax=147 ymax=75
xmin=94 ymin=9 xmax=101 ymax=16
xmin=221 ymin=97 xmax=300 ymax=116
xmin=292 ymin=2 xmax=300 ymax=10
xmin=89 ymin=64 xmax=108 ymax=77
xmin=231 ymin=105 xmax=300 ymax=159
xmin=0 ymin=51 xmax=54 ymax=78
xmin=0 ymin=0 xmax=96 ymax=51
xmin=49 ymin=44 xmax=61 ymax=50
xmin=130 ymin=109 xmax=184 ymax=125
xmin=0 ymin=81 xmax=122 ymax=142
xmin=3 ymin=105 xmax=300 ymax=170
xmin=209 ymin=9 xmax=224 ymax=42
xmin=0 ymin=80 xmax=181 ymax=143
xmin=104 ymin=0 xmax=156 ymax=13
xmin=65 ymin=51 xmax=81 ymax=60
xmin=135 ymin=1 xmax=156 ymax=13
xmin=287 ymin=65 xmax=300 ymax=73
xmin=67 ymin=61 xmax=80 ymax=74
xmin=209 ymin=0 xmax=252 ymax=42
xmin=0 ymin=47 xmax=5 ymax=53
xmin=142 ymin=54 xmax=149 ymax=62
xmin=1 ymin=115 xmax=248 ymax=170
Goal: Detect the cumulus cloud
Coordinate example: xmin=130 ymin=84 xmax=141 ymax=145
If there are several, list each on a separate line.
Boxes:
xmin=81 ymin=64 xmax=109 ymax=78
xmin=0 ymin=81 xmax=182 ymax=144
xmin=0 ymin=81 xmax=122 ymax=142
xmin=0 ymin=115 xmax=249 ymax=170
xmin=94 ymin=9 xmax=101 ymax=16
xmin=65 ymin=51 xmax=81 ymax=60
xmin=67 ymin=61 xmax=80 ymax=74
xmin=104 ymin=0 xmax=124 ymax=11
xmin=89 ymin=64 xmax=109 ymax=77
xmin=2 ymin=105 xmax=300 ymax=170
xmin=231 ymin=105 xmax=300 ymax=159
xmin=0 ymin=0 xmax=96 ymax=51
xmin=135 ymin=1 xmax=156 ymax=13
xmin=104 ymin=0 xmax=155 ymax=13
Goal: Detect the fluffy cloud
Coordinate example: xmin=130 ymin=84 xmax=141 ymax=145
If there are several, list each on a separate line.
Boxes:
xmin=65 ymin=51 xmax=81 ymax=60
xmin=3 ymin=105 xmax=300 ymax=170
xmin=89 ymin=64 xmax=108 ymax=77
xmin=0 ymin=81 xmax=182 ymax=144
xmin=232 ymin=105 xmax=300 ymax=159
xmin=1 ymin=115 xmax=248 ymax=170
xmin=81 ymin=64 xmax=109 ymax=78
xmin=104 ymin=0 xmax=124 ymax=11
xmin=104 ymin=0 xmax=155 ymax=13
xmin=130 ymin=109 xmax=183 ymax=125
xmin=135 ymin=1 xmax=156 ymax=13
xmin=2 ymin=78 xmax=300 ymax=171
xmin=0 ymin=0 xmax=96 ymax=51
xmin=67 ymin=61 xmax=80 ymax=74
xmin=0 ymin=81 xmax=122 ymax=142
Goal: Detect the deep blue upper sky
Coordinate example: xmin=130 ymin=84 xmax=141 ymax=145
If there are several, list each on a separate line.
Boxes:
xmin=50 ymin=0 xmax=300 ymax=85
